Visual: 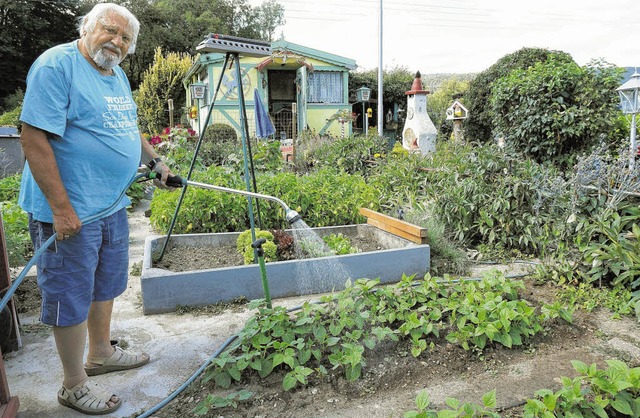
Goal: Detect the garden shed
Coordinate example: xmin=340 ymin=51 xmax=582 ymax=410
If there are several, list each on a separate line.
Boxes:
xmin=183 ymin=39 xmax=357 ymax=140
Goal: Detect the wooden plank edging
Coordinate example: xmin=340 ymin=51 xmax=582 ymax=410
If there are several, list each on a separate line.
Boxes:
xmin=359 ymin=208 xmax=428 ymax=243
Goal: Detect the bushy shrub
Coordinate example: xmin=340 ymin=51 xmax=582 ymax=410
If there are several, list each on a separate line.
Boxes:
xmin=421 ymin=141 xmax=572 ymax=256
xmin=0 ymin=106 xmax=21 ymax=131
xmin=464 ymin=47 xmax=574 ymax=142
xmin=136 ymin=48 xmax=193 ymax=135
xmin=575 ymin=205 xmax=640 ymax=290
xmin=367 ymin=152 xmax=428 ymax=213
xmin=310 ymin=134 xmax=388 ymax=177
xmin=1 ymin=202 xmax=31 ymax=266
xmin=0 ymin=173 xmax=22 ymax=202
xmin=199 ymin=124 xmax=239 ymax=167
xmin=150 ymin=166 xmax=249 ymax=233
xmin=490 ymin=58 xmax=624 ymax=166
xmin=204 ymin=123 xmax=237 ymax=143
xmin=251 ymin=140 xmax=283 ymax=173
xmin=256 ymin=168 xmax=381 ymax=229
xmin=427 ymin=77 xmax=470 ymax=136
xmin=150 ymin=166 xmax=380 ymax=233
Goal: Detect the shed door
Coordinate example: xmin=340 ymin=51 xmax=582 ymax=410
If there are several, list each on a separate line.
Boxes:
xmin=296 ymin=66 xmax=308 ymax=134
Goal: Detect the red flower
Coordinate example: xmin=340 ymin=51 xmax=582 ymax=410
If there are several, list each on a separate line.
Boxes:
xmin=149 ymin=135 xmax=162 ymax=145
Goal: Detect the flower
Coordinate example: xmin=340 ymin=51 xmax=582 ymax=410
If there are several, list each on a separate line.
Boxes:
xmin=148 ymin=135 xmax=163 ymax=146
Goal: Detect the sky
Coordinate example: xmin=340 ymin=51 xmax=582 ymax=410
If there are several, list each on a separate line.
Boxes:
xmin=252 ymin=0 xmax=640 ymax=74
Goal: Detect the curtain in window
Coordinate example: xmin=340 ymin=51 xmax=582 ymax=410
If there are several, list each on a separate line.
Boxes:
xmin=308 ymin=72 xmax=343 ymax=103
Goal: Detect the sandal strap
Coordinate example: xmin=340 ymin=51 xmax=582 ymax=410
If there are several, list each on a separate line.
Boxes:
xmin=87 ymin=346 xmax=147 ymax=366
xmin=59 ymin=381 xmax=116 ymax=413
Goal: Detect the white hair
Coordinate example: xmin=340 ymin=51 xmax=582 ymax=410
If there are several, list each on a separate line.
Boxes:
xmin=77 ymin=3 xmax=140 ymax=54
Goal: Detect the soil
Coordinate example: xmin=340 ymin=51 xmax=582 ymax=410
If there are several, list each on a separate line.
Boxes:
xmin=150 ymin=278 xmax=640 ymax=418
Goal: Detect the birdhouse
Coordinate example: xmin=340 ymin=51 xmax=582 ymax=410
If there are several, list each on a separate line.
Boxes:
xmin=445 ymin=100 xmax=468 ymax=120
xmin=355 ymin=86 xmax=371 ymax=102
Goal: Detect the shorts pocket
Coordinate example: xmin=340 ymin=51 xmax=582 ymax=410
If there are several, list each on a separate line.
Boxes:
xmin=39 ymin=250 xmax=63 ymax=270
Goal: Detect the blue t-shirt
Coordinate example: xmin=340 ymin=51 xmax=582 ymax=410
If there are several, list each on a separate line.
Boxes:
xmin=19 ymin=41 xmax=141 ymax=223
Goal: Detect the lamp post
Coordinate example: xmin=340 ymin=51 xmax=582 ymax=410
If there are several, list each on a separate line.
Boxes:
xmin=355 ymin=86 xmax=371 ymax=136
xmin=617 ymin=71 xmax=640 ymax=168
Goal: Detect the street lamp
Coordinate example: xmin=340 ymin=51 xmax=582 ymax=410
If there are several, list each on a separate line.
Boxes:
xmin=617 ymin=70 xmax=640 ymax=168
xmin=355 ymin=86 xmax=371 ymax=135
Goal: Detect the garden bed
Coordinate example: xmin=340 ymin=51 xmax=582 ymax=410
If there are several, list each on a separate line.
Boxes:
xmin=141 ymin=224 xmax=430 ymax=314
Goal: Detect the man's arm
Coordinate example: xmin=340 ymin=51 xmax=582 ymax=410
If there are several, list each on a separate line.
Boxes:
xmin=20 ymin=123 xmax=82 ymax=237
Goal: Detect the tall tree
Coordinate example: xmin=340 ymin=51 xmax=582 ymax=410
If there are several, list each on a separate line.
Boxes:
xmin=2 ymin=0 xmax=285 ymax=101
xmin=0 ymin=0 xmax=79 ymax=107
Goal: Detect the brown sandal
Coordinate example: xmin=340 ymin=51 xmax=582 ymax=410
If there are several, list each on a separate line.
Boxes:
xmin=57 ymin=381 xmax=121 ymax=415
xmin=84 ymin=346 xmax=150 ymax=376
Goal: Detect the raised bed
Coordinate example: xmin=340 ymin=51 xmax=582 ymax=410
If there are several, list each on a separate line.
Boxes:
xmin=141 ymin=224 xmax=430 ymax=314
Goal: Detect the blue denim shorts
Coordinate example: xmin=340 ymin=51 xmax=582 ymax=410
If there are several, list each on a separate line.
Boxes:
xmin=28 ymin=208 xmax=129 ymax=326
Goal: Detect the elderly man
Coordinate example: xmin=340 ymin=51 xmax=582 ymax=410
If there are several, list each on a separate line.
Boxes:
xmin=19 ymin=3 xmax=172 ymax=414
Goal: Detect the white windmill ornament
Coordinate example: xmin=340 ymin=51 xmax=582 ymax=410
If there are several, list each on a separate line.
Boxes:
xmin=402 ymin=71 xmax=437 ymax=155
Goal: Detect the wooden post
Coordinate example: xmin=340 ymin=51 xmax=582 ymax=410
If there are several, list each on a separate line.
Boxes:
xmin=0 ymin=212 xmax=20 ymax=418
xmin=167 ymin=99 xmax=174 ymax=128
xmin=291 ymin=103 xmax=297 ymax=165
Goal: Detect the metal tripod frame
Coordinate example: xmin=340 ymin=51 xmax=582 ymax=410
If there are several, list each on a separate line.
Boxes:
xmin=156 ymin=51 xmax=273 ymax=306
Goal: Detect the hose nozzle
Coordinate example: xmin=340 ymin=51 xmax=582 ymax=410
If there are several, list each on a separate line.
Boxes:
xmin=285 ymin=209 xmax=301 ymax=224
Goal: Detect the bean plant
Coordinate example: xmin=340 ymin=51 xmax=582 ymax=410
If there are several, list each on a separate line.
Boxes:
xmin=194 ymin=271 xmax=571 ymax=414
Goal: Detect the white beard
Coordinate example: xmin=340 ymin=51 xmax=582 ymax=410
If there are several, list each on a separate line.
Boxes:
xmin=91 ymin=43 xmax=122 ymax=70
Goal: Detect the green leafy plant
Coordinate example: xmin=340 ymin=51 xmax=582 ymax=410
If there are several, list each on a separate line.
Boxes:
xmin=576 ymin=205 xmax=640 ymax=290
xmin=557 ymin=282 xmax=639 ymax=319
xmin=1 ymin=202 xmax=31 ymax=266
xmin=322 ymin=233 xmax=358 ymax=255
xmin=152 ymin=125 xmax=201 ymax=170
xmin=198 ymin=123 xmax=239 ymax=168
xmin=236 ymin=229 xmax=277 ymax=264
xmin=524 ymin=360 xmax=640 ymax=417
xmin=310 ymin=134 xmax=389 ymax=177
xmin=192 ymin=389 xmax=253 ymax=414
xmin=0 ymin=106 xmax=21 ymax=131
xmin=0 ymin=173 xmax=22 ymax=202
xmin=150 ymin=165 xmax=250 ymax=233
xmin=404 ymin=389 xmax=499 ymax=418
xmin=150 ymin=167 xmax=380 ymax=234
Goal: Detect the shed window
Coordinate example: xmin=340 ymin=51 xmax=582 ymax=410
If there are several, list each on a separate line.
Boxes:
xmin=308 ymin=71 xmax=343 ymax=104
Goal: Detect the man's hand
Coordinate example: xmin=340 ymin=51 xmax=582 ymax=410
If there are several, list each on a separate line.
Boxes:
xmin=53 ymin=210 xmax=82 ymax=241
xmin=151 ymin=160 xmax=176 ymax=190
